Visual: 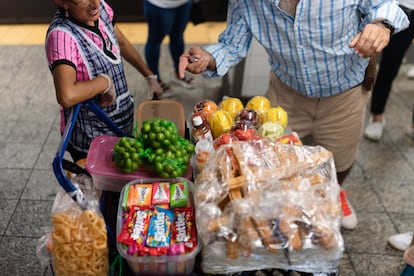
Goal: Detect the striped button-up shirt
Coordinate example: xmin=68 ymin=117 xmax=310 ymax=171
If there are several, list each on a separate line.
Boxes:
xmin=204 ymin=0 xmax=409 ymax=97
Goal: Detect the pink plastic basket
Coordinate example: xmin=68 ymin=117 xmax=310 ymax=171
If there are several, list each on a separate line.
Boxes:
xmin=86 ymin=136 xmax=193 ymax=192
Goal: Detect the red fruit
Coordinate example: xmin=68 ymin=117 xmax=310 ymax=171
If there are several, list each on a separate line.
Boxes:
xmin=213 ymin=133 xmax=238 ymax=149
xmin=275 ymin=133 xmax=303 ymax=145
xmin=230 ymin=121 xmax=257 ymax=141
xmin=235 ymin=108 xmax=260 ymax=127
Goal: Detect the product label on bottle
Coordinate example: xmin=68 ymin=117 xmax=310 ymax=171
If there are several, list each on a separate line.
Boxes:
xmin=199 ymin=131 xmax=213 ymax=142
xmin=193 ymin=131 xmax=213 ymax=143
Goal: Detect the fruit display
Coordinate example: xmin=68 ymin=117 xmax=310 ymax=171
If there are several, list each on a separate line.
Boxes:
xmin=191 ymin=96 xmax=297 ymax=145
xmin=246 ymin=96 xmax=271 ymax=112
xmin=213 ymin=133 xmax=239 ymax=149
xmin=246 ymin=96 xmax=272 ymax=123
xmin=218 ymin=97 xmax=244 ymax=119
xmin=141 ymin=119 xmax=194 ymax=178
xmin=262 ymin=106 xmax=288 ymax=128
xmin=114 ymin=119 xmax=194 ymax=178
xmin=113 ymin=137 xmax=145 ymax=173
xmin=235 ymin=108 xmax=260 ymax=128
xmin=257 ymin=121 xmax=285 ymax=141
xmin=275 ymin=133 xmax=303 ymax=146
xmin=193 ymin=99 xmax=218 ymax=121
xmin=229 ymin=121 xmax=257 ymax=141
xmin=208 ymin=110 xmax=234 ymax=139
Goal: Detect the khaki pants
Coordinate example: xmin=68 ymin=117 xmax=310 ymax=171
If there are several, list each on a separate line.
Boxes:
xmin=265 ymin=73 xmax=370 ymax=172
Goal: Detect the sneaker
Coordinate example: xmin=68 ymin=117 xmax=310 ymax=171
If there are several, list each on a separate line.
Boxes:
xmin=406 ymin=66 xmax=414 ymax=79
xmin=388 ymin=232 xmax=413 ymax=251
xmin=406 ymin=125 xmax=414 ymax=139
xmin=364 ymin=116 xmax=385 ymax=141
xmin=339 ymin=188 xmax=357 ymax=230
xmin=172 ymin=75 xmax=196 ymax=89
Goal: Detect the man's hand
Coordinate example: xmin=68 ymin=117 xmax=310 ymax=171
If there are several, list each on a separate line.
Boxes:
xmin=349 ymin=23 xmax=391 ymax=58
xmin=178 ymin=46 xmax=216 ymax=79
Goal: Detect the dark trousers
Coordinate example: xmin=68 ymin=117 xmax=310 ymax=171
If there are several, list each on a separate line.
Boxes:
xmin=143 ymin=0 xmax=192 ymax=79
xmin=370 ymin=6 xmax=414 ymax=115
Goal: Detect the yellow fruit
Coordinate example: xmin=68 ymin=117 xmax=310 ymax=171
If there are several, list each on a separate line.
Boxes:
xmin=246 ymin=96 xmax=271 ymax=111
xmin=208 ymin=110 xmax=234 ymax=139
xmin=218 ymin=97 xmax=244 ymax=119
xmin=262 ymin=106 xmax=288 ymax=128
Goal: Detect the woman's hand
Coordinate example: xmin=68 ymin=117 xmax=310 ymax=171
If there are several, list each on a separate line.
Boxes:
xmin=146 ymin=75 xmax=163 ymax=99
xmin=98 ymin=74 xmax=116 ymax=107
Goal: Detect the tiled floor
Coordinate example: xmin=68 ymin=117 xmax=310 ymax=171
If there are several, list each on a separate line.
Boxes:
xmin=1 ymin=22 xmax=414 ymax=276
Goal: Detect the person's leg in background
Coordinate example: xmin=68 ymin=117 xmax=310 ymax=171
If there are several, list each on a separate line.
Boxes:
xmin=143 ymin=0 xmax=174 ymax=95
xmin=364 ymin=8 xmax=414 ymax=141
xmin=170 ymin=0 xmax=195 ymax=88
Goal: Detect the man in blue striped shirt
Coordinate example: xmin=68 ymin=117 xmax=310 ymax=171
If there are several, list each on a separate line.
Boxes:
xmin=179 ymin=0 xmax=409 ymax=230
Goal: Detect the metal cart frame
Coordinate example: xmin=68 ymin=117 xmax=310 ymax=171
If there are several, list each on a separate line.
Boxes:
xmin=52 ymin=100 xmax=126 ymax=208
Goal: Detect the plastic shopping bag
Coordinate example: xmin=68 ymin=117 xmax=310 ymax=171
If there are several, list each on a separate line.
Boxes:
xmin=36 ymin=175 xmax=109 ymax=276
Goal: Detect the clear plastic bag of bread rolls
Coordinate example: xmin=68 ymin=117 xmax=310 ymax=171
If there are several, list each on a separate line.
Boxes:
xmin=193 ymin=140 xmax=344 ymax=274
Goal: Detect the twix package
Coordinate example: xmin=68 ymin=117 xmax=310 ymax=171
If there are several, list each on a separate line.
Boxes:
xmin=170 ymin=181 xmax=189 ymax=208
xmin=127 ymin=184 xmax=152 ymax=209
xmin=152 ymin=182 xmax=170 ymax=206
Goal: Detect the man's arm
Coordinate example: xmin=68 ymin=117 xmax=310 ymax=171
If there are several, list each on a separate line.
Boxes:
xmin=180 ymin=0 xmax=253 ymax=78
xmin=350 ymin=1 xmax=409 ymax=57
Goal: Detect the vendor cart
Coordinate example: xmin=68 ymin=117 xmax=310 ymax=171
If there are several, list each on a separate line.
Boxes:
xmin=50 ymin=98 xmax=340 ymax=276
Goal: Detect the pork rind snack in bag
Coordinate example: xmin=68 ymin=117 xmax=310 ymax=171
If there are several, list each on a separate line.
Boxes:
xmin=194 ymin=140 xmax=344 ymax=274
xmin=37 ymin=175 xmax=108 ymax=276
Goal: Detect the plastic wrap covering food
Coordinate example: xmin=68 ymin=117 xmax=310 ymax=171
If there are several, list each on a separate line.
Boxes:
xmin=193 ymin=140 xmax=344 ymax=274
xmin=36 ymin=175 xmax=109 ymax=276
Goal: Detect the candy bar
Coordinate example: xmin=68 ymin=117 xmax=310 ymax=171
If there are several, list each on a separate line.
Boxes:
xmin=152 ymin=182 xmax=170 ymax=205
xmin=170 ymin=181 xmax=189 ymax=208
xmin=122 ymin=185 xmax=130 ymax=211
xmin=117 ymin=207 xmax=152 ymax=248
xmin=130 ymin=207 xmax=152 ymax=247
xmin=117 ymin=208 xmax=137 ymax=246
xmin=134 ymin=184 xmax=153 ymax=208
xmin=172 ymin=208 xmax=197 ymax=253
xmin=146 ymin=207 xmax=173 ymax=248
xmin=126 ymin=184 xmax=136 ymax=210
